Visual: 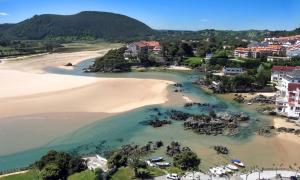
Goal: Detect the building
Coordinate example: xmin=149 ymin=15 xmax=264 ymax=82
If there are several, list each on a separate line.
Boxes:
xmin=124 ymin=41 xmax=148 ymax=59
xmin=271 ymin=66 xmax=300 ymax=84
xmin=234 ymin=45 xmax=285 ymax=59
xmin=286 ymin=45 xmax=300 ymax=57
xmin=83 ymin=154 xmax=108 ymax=172
xmin=222 ymin=67 xmax=243 ymax=75
xmin=267 ymin=56 xmax=291 ymax=62
xmin=124 ymin=41 xmax=161 ymax=59
xmin=275 ymin=70 xmax=300 ymax=118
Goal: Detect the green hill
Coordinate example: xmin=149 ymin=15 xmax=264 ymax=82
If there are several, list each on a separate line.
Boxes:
xmin=0 ymin=11 xmax=154 ymax=41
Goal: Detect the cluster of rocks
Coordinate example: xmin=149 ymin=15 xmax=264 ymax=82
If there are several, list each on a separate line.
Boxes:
xmin=257 ymin=126 xmax=275 ymax=136
xmin=277 ymin=127 xmax=300 ymax=135
xmin=140 ymin=119 xmax=171 ymax=128
xmin=183 ymin=112 xmax=249 ymax=136
xmin=183 ymin=102 xmax=227 ymax=110
xmin=166 ymin=141 xmax=190 ymax=157
xmin=233 ymin=94 xmax=245 ymax=103
xmin=167 ymin=110 xmax=192 ymax=121
xmin=173 ymin=83 xmax=183 ymax=93
xmin=213 ymin=146 xmax=229 ymax=155
xmin=233 ymin=94 xmax=276 ymax=105
xmin=248 ymin=95 xmax=275 ymax=104
xmin=257 ymin=125 xmax=300 ymax=136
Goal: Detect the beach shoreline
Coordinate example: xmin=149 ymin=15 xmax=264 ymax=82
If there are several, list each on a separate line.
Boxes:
xmin=0 ymin=48 xmax=177 ymax=156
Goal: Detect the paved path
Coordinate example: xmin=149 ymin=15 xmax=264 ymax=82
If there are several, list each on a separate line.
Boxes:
xmin=240 ymin=170 xmax=298 ymax=180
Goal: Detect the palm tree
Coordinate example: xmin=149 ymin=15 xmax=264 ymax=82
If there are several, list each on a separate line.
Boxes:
xmin=128 ymin=157 xmax=140 ymax=177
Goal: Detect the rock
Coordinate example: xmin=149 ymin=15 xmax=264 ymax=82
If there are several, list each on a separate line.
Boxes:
xmin=249 ymin=95 xmax=275 ymax=104
xmin=140 ymin=119 xmax=171 ymax=128
xmin=168 ymin=110 xmax=192 ymax=121
xmin=214 ymin=146 xmax=229 ymax=154
xmin=65 ymin=62 xmax=73 ymax=66
xmin=233 ymin=94 xmax=245 ymax=103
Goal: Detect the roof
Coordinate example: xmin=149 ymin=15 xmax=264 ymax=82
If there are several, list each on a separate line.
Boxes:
xmin=272 ymin=66 xmax=300 ymax=71
xmin=141 ymin=41 xmax=160 ymax=47
xmin=288 ymin=83 xmax=300 ymax=91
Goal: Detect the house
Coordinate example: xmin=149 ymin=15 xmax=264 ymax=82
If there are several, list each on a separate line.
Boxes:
xmin=267 ymin=56 xmax=291 ymax=62
xmin=124 ymin=42 xmax=148 ymax=60
xmin=222 ymin=67 xmax=243 ymax=75
xmin=234 ymin=48 xmax=250 ymax=58
xmin=271 ymin=66 xmax=300 ymax=84
xmin=275 ymin=70 xmax=300 ymax=118
xmin=124 ymin=41 xmax=161 ymax=59
xmin=204 ymin=53 xmax=213 ymax=62
xmin=83 ymin=154 xmax=108 ymax=172
xmin=286 ymin=45 xmax=300 ymax=57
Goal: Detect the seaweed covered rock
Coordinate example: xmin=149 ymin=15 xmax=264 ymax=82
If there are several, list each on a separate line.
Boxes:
xmin=168 ymin=110 xmax=192 ymax=121
xmin=214 ymin=146 xmax=229 ymax=154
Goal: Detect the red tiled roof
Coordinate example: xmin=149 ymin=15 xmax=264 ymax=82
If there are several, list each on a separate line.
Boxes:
xmin=272 ymin=66 xmax=300 ymax=71
xmin=288 ymin=83 xmax=300 ymax=91
xmin=140 ymin=41 xmax=160 ymax=47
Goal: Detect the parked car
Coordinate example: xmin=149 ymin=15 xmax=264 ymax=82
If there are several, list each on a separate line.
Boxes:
xmin=167 ymin=173 xmax=180 ymax=180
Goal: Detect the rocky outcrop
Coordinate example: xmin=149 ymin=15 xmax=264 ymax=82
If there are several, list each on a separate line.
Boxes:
xmin=214 ymin=146 xmax=229 ymax=154
xmin=140 ymin=119 xmax=171 ymax=128
xmin=183 ymin=112 xmax=249 ymax=136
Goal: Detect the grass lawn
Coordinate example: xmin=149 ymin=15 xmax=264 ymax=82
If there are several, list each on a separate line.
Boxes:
xmin=110 ymin=167 xmax=135 ymax=180
xmin=166 ymin=166 xmax=184 ymax=176
xmin=229 ymin=58 xmax=246 ymax=63
xmin=0 ymin=170 xmax=41 ymax=180
xmin=146 ymin=167 xmax=166 ymax=177
xmin=185 ymin=57 xmax=202 ymax=68
xmin=68 ymin=170 xmax=97 ymax=180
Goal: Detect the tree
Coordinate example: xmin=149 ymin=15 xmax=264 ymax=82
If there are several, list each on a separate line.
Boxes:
xmin=40 ymin=163 xmax=62 ymax=180
xmin=128 ymin=156 xmax=140 ymax=177
xmin=256 ymin=64 xmax=271 ymax=86
xmin=33 ymin=150 xmax=87 ymax=179
xmin=107 ymin=151 xmax=127 ymax=169
xmin=173 ymin=149 xmax=200 ymax=171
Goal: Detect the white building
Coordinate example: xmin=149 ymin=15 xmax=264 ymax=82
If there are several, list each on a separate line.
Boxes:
xmin=276 ymin=70 xmax=300 ymax=118
xmin=271 ymin=66 xmax=300 ymax=84
xmin=222 ymin=67 xmax=243 ymax=75
xmin=83 ymin=154 xmax=108 ymax=172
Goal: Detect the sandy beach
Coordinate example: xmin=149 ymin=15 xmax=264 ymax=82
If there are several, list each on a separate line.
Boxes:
xmin=0 ymin=48 xmax=175 ymax=155
xmin=0 ymin=49 xmax=112 ymax=73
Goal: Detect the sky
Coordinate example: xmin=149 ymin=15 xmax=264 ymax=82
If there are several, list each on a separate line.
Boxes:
xmin=0 ymin=0 xmax=299 ymax=31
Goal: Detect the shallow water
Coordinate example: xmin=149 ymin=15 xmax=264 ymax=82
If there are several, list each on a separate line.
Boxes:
xmin=1 ymin=61 xmax=298 ymax=171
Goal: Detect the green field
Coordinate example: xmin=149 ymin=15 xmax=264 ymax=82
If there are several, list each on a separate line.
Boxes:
xmin=0 ymin=170 xmax=40 ymax=180
xmin=110 ymin=167 xmax=135 ymax=180
xmin=68 ymin=170 xmax=97 ymax=180
xmin=57 ymin=42 xmax=123 ymax=53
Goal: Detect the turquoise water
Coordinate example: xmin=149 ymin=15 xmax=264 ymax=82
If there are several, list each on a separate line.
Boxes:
xmin=0 ymin=63 xmax=271 ymax=171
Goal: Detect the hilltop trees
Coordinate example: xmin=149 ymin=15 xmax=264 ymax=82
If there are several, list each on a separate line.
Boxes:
xmin=93 ymin=47 xmax=131 ymax=72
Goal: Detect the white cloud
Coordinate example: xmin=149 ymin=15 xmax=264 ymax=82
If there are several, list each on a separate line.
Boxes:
xmin=200 ymin=18 xmax=208 ymax=22
xmin=0 ymin=12 xmax=8 ymax=16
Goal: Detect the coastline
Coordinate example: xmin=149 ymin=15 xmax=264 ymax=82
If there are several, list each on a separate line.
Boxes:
xmin=0 ymin=49 xmax=177 ymax=156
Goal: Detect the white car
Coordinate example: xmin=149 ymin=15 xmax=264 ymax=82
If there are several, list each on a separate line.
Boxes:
xmin=166 ymin=173 xmax=180 ymax=180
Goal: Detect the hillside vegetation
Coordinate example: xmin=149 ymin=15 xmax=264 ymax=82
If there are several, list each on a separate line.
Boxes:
xmin=0 ymin=11 xmax=154 ymax=41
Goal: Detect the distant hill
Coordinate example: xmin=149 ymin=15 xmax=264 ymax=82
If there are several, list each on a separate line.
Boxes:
xmin=0 ymin=11 xmax=154 ymax=41
xmin=0 ymin=11 xmax=299 ymax=42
